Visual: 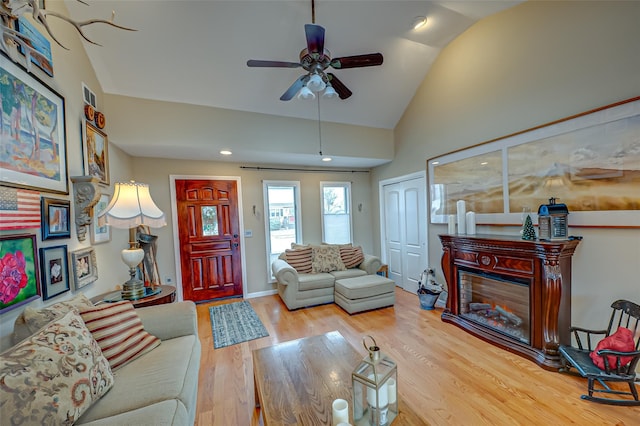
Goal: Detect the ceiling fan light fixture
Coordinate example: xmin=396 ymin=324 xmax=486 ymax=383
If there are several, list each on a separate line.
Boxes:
xmin=307 ymin=73 xmax=326 ymax=92
xmin=322 ymin=84 xmax=338 ymax=99
xmin=412 ymin=16 xmax=428 ymax=30
xmin=297 ymin=86 xmax=316 ymax=100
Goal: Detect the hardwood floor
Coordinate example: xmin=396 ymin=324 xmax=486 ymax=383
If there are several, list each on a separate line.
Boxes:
xmin=194 ymin=288 xmax=640 ymax=425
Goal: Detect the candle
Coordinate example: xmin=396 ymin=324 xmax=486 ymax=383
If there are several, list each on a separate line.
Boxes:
xmin=387 ymin=378 xmax=397 ymax=404
xmin=466 ymin=211 xmax=476 ymax=235
xmin=457 ymin=200 xmax=466 ymax=234
xmin=366 ymin=374 xmax=388 ymax=408
xmin=332 ymin=399 xmax=349 ymax=425
xmin=447 ymin=214 xmax=456 ymax=234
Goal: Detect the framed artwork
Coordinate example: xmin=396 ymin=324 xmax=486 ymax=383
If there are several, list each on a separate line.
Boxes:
xmin=428 ymin=96 xmax=640 ymax=228
xmin=39 ymin=245 xmax=70 ymax=300
xmin=41 ymin=197 xmax=70 ymax=240
xmin=91 ymin=193 xmax=111 ymax=244
xmin=0 ymin=234 xmax=40 ymax=314
xmin=0 ymin=54 xmax=68 ymax=194
xmin=71 ymin=247 xmax=98 ymax=289
xmin=82 ymin=120 xmax=110 ymax=185
xmin=15 ymin=16 xmax=53 ymax=76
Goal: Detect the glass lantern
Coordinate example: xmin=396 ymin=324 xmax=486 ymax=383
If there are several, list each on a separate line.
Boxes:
xmin=352 ymin=336 xmax=398 ymax=425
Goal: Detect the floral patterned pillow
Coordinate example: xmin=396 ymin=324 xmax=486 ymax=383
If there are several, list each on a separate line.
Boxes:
xmin=0 ymin=310 xmax=114 ymax=425
xmin=311 ymin=244 xmax=347 ymax=273
xmin=21 ymin=293 xmax=94 ymax=335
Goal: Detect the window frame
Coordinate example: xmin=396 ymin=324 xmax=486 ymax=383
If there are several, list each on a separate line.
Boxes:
xmin=320 ymin=181 xmax=353 ymax=244
xmin=263 ymin=180 xmax=302 ymax=281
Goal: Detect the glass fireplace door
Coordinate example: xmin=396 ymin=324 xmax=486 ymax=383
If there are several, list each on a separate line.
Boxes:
xmin=458 ymin=270 xmax=530 ymax=344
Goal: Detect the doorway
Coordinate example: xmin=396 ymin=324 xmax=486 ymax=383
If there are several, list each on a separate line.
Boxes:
xmin=171 ymin=177 xmax=245 ymax=303
xmin=380 ymin=172 xmax=427 ymax=294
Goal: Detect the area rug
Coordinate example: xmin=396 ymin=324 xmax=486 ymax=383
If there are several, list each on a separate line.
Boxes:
xmin=209 ymin=301 xmax=269 ymax=349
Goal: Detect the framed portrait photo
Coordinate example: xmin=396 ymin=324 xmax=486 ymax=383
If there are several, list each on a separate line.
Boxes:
xmin=82 ymin=120 xmax=110 ymax=185
xmin=41 ymin=197 xmax=70 ymax=240
xmin=0 ymin=234 xmax=40 ymax=314
xmin=39 ymin=245 xmax=70 ymax=300
xmin=71 ymin=247 xmax=98 ymax=289
xmin=0 ymin=54 xmax=68 ymax=194
xmin=91 ymin=193 xmax=111 ymax=244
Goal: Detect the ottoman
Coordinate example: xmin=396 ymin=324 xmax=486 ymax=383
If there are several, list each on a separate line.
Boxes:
xmin=334 ymin=275 xmax=396 ymax=314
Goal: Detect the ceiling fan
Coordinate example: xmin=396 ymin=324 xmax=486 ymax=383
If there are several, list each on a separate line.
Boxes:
xmin=246 ymin=0 xmax=383 ymax=101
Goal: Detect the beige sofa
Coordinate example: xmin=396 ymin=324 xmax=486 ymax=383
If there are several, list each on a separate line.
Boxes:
xmin=273 ymin=252 xmax=382 ymax=310
xmin=6 ymin=301 xmax=201 ymax=425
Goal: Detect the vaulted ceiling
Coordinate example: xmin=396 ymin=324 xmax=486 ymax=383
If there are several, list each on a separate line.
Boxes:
xmin=64 ymin=0 xmax=521 ymax=166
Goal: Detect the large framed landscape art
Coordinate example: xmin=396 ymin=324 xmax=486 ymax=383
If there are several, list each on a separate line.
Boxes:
xmin=428 ymin=96 xmax=640 ymax=228
xmin=0 ymin=54 xmax=68 ymax=194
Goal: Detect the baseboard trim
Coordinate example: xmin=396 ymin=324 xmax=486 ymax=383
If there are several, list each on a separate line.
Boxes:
xmin=246 ymin=289 xmax=278 ymax=299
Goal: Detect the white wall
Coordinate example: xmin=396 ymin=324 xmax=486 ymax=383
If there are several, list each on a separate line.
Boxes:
xmin=372 ymin=1 xmax=640 ymax=328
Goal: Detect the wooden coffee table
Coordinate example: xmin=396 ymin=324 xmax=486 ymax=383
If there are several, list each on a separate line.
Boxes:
xmin=252 ymin=331 xmax=425 ymax=425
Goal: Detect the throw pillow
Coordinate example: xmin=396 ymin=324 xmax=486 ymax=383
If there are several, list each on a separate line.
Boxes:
xmin=0 ymin=310 xmax=114 ymax=425
xmin=311 ymin=244 xmax=347 ymax=273
xmin=284 ymin=246 xmax=313 ymax=273
xmin=340 ymin=245 xmax=365 ymax=269
xmin=80 ymin=301 xmax=161 ymax=371
xmin=589 ymin=327 xmax=635 ymax=370
xmin=22 ymin=292 xmax=94 ymax=334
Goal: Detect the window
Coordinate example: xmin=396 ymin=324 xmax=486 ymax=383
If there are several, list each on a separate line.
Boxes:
xmin=321 ymin=182 xmax=352 ymax=244
xmin=263 ymin=181 xmax=302 ymax=280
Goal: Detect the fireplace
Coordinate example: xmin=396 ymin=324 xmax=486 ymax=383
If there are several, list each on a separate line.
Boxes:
xmin=439 ymin=234 xmax=580 ymax=370
xmin=459 ymin=270 xmax=530 ymax=345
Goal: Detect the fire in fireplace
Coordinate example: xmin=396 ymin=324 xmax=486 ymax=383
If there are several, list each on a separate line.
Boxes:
xmin=458 ymin=270 xmax=530 ymax=344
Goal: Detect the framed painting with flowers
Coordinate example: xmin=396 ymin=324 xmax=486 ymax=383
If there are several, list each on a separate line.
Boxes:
xmin=0 ymin=234 xmax=40 ymax=314
xmin=70 ymin=247 xmax=98 ymax=289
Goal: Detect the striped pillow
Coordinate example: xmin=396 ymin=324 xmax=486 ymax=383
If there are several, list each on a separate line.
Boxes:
xmin=80 ymin=301 xmax=161 ymax=371
xmin=285 ymin=246 xmax=313 ymax=273
xmin=340 ymin=245 xmax=364 ymax=269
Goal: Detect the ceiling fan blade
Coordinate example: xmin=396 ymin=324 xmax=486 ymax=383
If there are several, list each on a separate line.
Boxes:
xmin=247 ymin=60 xmax=302 ymax=68
xmin=330 ymin=53 xmax=383 ymax=69
xmin=280 ymin=75 xmax=308 ymax=101
xmin=304 ymin=24 xmax=325 ymax=60
xmin=327 ymin=73 xmax=352 ymax=100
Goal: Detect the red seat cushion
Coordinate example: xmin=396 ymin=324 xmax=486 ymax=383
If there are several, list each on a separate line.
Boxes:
xmin=589 ymin=327 xmax=635 ymax=370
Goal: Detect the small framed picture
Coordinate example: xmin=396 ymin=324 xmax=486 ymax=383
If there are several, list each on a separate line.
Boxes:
xmin=41 ymin=197 xmax=71 ymax=240
xmin=39 ymin=245 xmax=70 ymax=300
xmin=71 ymin=247 xmax=98 ymax=289
xmin=91 ymin=193 xmax=111 ymax=244
xmin=82 ymin=120 xmax=110 ymax=185
xmin=0 ymin=234 xmax=40 ymax=314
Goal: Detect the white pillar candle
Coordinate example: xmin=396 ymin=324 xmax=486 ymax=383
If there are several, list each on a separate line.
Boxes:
xmin=366 ymin=374 xmax=388 ymax=408
xmin=456 ymin=200 xmax=466 ymax=234
xmin=447 ymin=214 xmax=456 ymax=234
xmin=387 ymin=378 xmax=397 ymax=404
xmin=466 ymin=211 xmax=476 ymax=235
xmin=332 ymin=399 xmax=349 ymax=425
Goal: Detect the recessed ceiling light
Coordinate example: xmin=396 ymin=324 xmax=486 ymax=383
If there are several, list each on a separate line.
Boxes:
xmin=220 ymin=150 xmax=232 ymax=155
xmin=412 ymin=16 xmax=427 ymax=30
xmin=480 ymin=161 xmax=488 ymax=165
xmin=432 ymin=161 xmax=440 ymax=165
xmin=321 ymin=156 xmax=332 ymax=162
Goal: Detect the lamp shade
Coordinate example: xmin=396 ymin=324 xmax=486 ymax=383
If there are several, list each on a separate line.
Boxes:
xmin=322 ymin=85 xmax=338 ymax=99
xmin=297 ymin=86 xmax=316 ymax=100
xmin=307 ymin=73 xmax=326 ymax=92
xmin=99 ymin=181 xmax=166 ymax=229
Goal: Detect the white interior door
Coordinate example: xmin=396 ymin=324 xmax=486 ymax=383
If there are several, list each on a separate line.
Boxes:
xmin=383 ymin=176 xmax=426 ymax=293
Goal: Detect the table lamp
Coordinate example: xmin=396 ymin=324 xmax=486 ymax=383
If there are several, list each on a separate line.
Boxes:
xmin=98 ymin=181 xmax=166 ymax=299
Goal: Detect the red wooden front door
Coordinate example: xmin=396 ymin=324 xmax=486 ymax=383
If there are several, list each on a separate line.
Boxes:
xmin=175 ymin=179 xmax=243 ymax=302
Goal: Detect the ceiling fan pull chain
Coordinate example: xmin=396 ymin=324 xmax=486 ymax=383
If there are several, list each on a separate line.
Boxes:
xmin=317 ymin=96 xmax=323 ymax=155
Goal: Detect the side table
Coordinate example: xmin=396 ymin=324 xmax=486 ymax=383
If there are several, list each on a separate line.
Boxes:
xmin=91 ymin=285 xmax=177 ymax=308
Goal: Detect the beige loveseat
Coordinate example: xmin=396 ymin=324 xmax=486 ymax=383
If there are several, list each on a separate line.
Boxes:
xmin=272 ymin=243 xmax=382 ymax=310
xmin=3 ymin=299 xmax=201 ymax=425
